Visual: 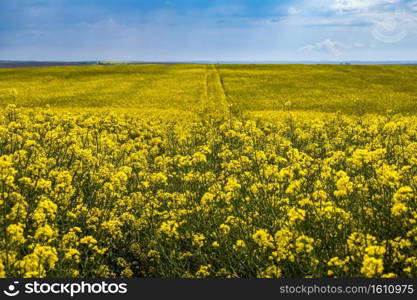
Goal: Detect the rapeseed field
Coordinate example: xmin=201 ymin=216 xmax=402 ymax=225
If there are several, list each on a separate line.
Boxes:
xmin=1 ymin=64 xmax=417 ymax=278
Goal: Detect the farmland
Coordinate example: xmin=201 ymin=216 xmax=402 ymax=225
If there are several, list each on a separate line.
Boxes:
xmin=1 ymin=64 xmax=417 ymax=278
xmin=2 ymin=64 xmax=417 ymax=114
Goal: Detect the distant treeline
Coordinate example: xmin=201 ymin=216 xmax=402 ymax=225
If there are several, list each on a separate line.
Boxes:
xmin=0 ymin=61 xmax=100 ymax=68
xmin=0 ymin=61 xmax=187 ymax=68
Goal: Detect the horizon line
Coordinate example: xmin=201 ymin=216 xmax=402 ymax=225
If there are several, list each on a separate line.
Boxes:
xmin=2 ymin=59 xmax=417 ymax=63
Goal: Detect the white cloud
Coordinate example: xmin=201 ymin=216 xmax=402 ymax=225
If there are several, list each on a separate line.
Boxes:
xmin=290 ymin=0 xmax=411 ymax=18
xmin=299 ymin=39 xmax=364 ymax=55
xmin=284 ymin=0 xmax=417 ymax=38
xmin=329 ymin=0 xmax=400 ymax=14
xmin=409 ymin=1 xmax=417 ymax=11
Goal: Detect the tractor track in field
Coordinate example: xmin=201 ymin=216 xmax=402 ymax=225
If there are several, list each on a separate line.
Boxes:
xmin=199 ymin=65 xmax=230 ymax=118
xmin=211 ymin=64 xmax=227 ymax=103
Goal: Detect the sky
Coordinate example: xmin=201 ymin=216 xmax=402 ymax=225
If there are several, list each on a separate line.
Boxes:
xmin=1 ymin=0 xmax=417 ymax=61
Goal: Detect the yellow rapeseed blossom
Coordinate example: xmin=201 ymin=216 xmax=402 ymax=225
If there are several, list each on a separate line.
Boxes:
xmin=192 ymin=234 xmax=205 ymax=248
xmin=159 ymin=220 xmax=180 ymax=239
xmin=361 ymin=256 xmax=384 ymax=278
xmin=7 ymin=223 xmax=26 ymax=244
xmin=252 ymin=229 xmax=274 ymax=249
xmin=232 ymin=240 xmax=246 ymax=251
xmin=1 ymin=104 xmax=417 ymax=278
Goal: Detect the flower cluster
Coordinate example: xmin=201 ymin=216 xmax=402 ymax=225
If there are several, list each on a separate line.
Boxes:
xmin=1 ymin=105 xmax=417 ymax=278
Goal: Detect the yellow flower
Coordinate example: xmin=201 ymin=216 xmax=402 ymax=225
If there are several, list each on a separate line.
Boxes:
xmin=32 ymin=197 xmax=58 ymax=225
xmin=7 ymin=223 xmax=26 ymax=244
xmin=121 ymin=268 xmax=134 ymax=278
xmin=361 ymin=256 xmax=384 ymax=278
xmin=0 ymin=260 xmax=6 ymax=277
xmin=101 ymin=219 xmax=123 ymax=239
xmin=64 ymin=248 xmax=81 ymax=263
xmin=147 ymin=250 xmax=160 ymax=261
xmin=158 ymin=220 xmax=180 ymax=239
xmin=333 ymin=171 xmax=353 ymax=198
xmin=195 ymin=264 xmax=212 ymax=278
xmin=79 ymin=235 xmax=98 ymax=247
xmin=365 ymin=246 xmax=386 ymax=257
xmin=295 ymin=235 xmax=314 ymax=254
xmin=224 ymin=177 xmax=241 ymax=192
xmin=219 ymin=224 xmax=231 ymax=235
xmin=252 ymin=229 xmax=274 ymax=249
xmin=287 ymin=208 xmax=306 ymax=223
xmin=34 ymin=224 xmax=57 ymax=242
xmin=233 ymin=240 xmax=246 ymax=251
xmin=381 ymin=273 xmax=396 ymax=278
xmin=258 ymin=265 xmax=282 ymax=278
xmin=192 ymin=233 xmax=205 ymax=248
xmin=15 ymin=245 xmax=58 ymax=277
xmin=392 ymin=187 xmax=414 ymax=217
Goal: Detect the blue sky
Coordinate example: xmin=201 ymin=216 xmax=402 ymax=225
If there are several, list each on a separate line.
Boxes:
xmin=1 ymin=0 xmax=417 ymax=61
